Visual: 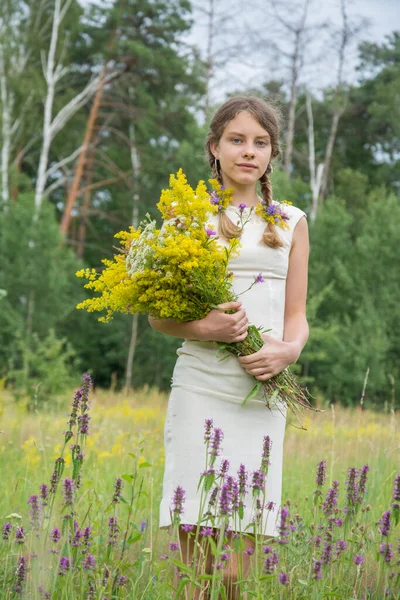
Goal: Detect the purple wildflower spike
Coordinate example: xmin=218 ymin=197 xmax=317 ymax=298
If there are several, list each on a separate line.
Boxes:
xmin=62 ymin=478 xmax=76 ymax=506
xmin=358 ymin=465 xmax=370 ymax=503
xmin=2 ymin=523 xmax=11 ymax=540
xmin=82 ymin=554 xmax=96 ymax=569
xmin=263 ymin=550 xmax=279 ymax=574
xmin=58 ymin=556 xmax=72 ymax=575
xmin=14 ymin=556 xmax=28 ymax=593
xmin=28 ymin=495 xmax=41 ymax=531
xmin=312 ymin=559 xmax=323 ymax=580
xmin=204 ymin=419 xmax=213 ymax=443
xmin=219 ymin=479 xmax=233 ymax=516
xmin=278 ymin=506 xmax=290 ymax=545
xmin=261 ymin=435 xmax=272 ymax=473
xmin=255 ymin=273 xmax=265 ymax=284
xmin=117 ymin=576 xmax=127 ymax=587
xmin=279 ymin=573 xmax=289 ymax=586
xmin=15 ymin=527 xmax=26 ymax=545
xmin=379 ymin=510 xmax=391 ymax=537
xmin=209 ymin=427 xmax=224 ymax=459
xmin=379 ymin=542 xmax=393 ymax=563
xmin=323 ymin=480 xmax=339 ymax=515
xmin=345 ymin=467 xmax=359 ymax=516
xmin=50 ymin=528 xmax=61 ymax=543
xmin=39 ymin=484 xmax=49 ymax=506
xmin=200 ymin=527 xmax=214 ymax=537
xmin=181 ymin=524 xmax=194 ymax=532
xmin=238 ymin=203 xmax=247 ymax=212
xmin=112 ymin=478 xmax=123 ymax=504
xmin=205 ymin=227 xmax=217 ymax=237
xmin=107 ymin=517 xmax=118 ymax=546
xmin=172 ymin=486 xmax=186 ymax=524
xmin=251 ymin=469 xmax=265 ymax=494
xmin=169 ymin=541 xmax=179 ymax=551
xmin=316 ymin=460 xmax=327 ymax=487
xmin=353 ymin=554 xmax=365 ymax=565
xmin=219 ymin=460 xmax=230 ymax=477
xmin=391 ymin=473 xmax=400 ymax=512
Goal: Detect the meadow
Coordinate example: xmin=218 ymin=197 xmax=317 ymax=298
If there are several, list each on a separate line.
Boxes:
xmin=0 ymin=378 xmax=399 ymax=599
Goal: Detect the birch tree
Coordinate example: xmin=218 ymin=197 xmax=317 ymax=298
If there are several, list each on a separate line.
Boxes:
xmin=34 ymin=0 xmax=118 ymax=215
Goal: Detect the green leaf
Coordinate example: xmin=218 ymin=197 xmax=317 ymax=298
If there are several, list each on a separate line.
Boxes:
xmin=127 ymin=531 xmax=142 ymax=544
xmin=241 ymin=381 xmax=262 ymax=406
xmin=121 ymin=474 xmax=134 ymax=483
xmin=139 ymin=461 xmax=152 ymax=468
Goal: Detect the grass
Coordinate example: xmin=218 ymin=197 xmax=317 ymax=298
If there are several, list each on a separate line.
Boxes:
xmin=0 ymin=382 xmax=399 ymax=599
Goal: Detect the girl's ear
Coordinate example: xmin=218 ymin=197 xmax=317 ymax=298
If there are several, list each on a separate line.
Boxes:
xmin=210 ymin=142 xmax=219 ymax=159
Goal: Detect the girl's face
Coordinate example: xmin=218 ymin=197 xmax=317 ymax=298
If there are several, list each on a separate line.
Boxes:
xmin=211 ymin=111 xmax=272 ymax=188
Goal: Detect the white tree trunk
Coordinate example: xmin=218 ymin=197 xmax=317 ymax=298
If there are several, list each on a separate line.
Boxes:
xmin=306 ymin=92 xmax=324 ymax=222
xmin=0 ymin=49 xmax=10 ymax=206
xmin=125 ymin=112 xmax=141 ymax=393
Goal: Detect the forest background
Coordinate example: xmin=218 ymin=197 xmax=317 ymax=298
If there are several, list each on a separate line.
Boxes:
xmin=0 ymin=0 xmax=399 ymax=409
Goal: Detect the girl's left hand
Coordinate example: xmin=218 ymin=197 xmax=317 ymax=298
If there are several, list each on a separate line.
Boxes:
xmin=237 ymin=334 xmax=300 ymax=381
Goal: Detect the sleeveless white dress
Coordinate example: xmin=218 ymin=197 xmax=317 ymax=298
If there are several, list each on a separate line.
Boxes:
xmin=158 ymin=202 xmax=307 ymax=536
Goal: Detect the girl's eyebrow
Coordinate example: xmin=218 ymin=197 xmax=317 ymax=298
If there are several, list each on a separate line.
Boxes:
xmin=228 ymin=131 xmax=270 ymax=139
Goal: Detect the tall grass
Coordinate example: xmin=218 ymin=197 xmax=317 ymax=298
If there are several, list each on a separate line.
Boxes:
xmin=0 ymin=378 xmax=399 ymax=599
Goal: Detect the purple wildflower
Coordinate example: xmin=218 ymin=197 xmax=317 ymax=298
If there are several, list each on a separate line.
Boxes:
xmin=261 ymin=435 xmax=272 ymax=473
xmin=263 ymin=545 xmax=273 ymax=554
xmin=82 ymin=554 xmax=96 ymax=569
xmin=263 ymin=551 xmax=279 ymax=574
xmin=62 ymin=478 xmax=75 ymax=506
xmin=207 ymin=486 xmax=219 ymax=511
xmin=49 ymin=458 xmax=65 ymax=495
xmin=255 ymin=273 xmax=265 ymax=284
xmin=336 ymin=539 xmax=347 ymax=556
xmin=14 ymin=556 xmax=28 ymax=593
xmin=379 ymin=542 xmax=394 ymax=563
xmin=58 ymin=556 xmax=72 ymax=575
xmin=379 ymin=510 xmax=391 ymax=537
xmin=266 ymin=501 xmax=275 ymax=511
xmin=316 ymin=460 xmax=327 ymax=487
xmin=278 ymin=506 xmax=290 ymax=545
xmin=251 ymin=469 xmax=265 ymax=494
xmin=335 ymin=517 xmax=343 ymax=527
xmin=238 ymin=203 xmax=247 ymax=212
xmin=279 ymin=573 xmax=289 ymax=586
xmin=50 ymin=528 xmax=61 ymax=543
xmin=140 ymin=519 xmax=147 ymax=532
xmin=219 ymin=480 xmax=233 ymax=516
xmin=172 ymin=486 xmax=185 ymax=524
xmin=209 ymin=191 xmax=221 ymax=206
xmin=353 ymin=554 xmax=365 ymax=566
xmin=107 ymin=517 xmax=118 ymax=546
xmin=28 ymin=495 xmax=41 ymax=531
xmin=2 ymin=523 xmax=11 ymax=540
xmin=238 ymin=464 xmax=248 ymax=497
xmin=322 ymin=542 xmax=333 ymax=565
xmin=169 ymin=541 xmax=179 ymax=551
xmin=314 ymin=535 xmax=322 ymax=548
xmin=209 ymin=427 xmax=224 ymax=459
xmin=159 ymin=553 xmax=169 ymax=560
xmin=78 ymin=413 xmax=90 ymax=436
xmin=71 ymin=527 xmax=83 ymax=548
xmin=181 ymin=524 xmax=194 ymax=532
xmin=266 ymin=203 xmax=290 ymax=222
xmin=112 ymin=478 xmax=123 ymax=504
xmin=231 ymin=478 xmax=240 ymax=513
xmin=204 ymin=419 xmax=213 ymax=442
xmin=312 ymin=560 xmax=323 ymax=580
xmin=323 ymin=480 xmax=339 ymax=515
xmin=244 ymin=547 xmax=254 ymax=556
xmin=392 ymin=473 xmax=400 ymax=505
xmin=39 ymin=484 xmax=49 ymax=506
xmin=219 ymin=459 xmax=230 ymax=477
xmin=102 ymin=566 xmax=110 ymax=586
xmin=358 ymin=465 xmax=370 ymax=503
xmin=345 ymin=467 xmax=359 ymax=516
xmin=205 ymin=227 xmax=217 ymax=237
xmin=15 ymin=527 xmax=26 ymax=545
xmin=200 ymin=527 xmax=214 ymax=537
xmin=117 ymin=576 xmax=127 ymax=587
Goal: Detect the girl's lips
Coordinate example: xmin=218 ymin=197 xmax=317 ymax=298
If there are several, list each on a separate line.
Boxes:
xmin=237 ymin=164 xmax=257 ymax=170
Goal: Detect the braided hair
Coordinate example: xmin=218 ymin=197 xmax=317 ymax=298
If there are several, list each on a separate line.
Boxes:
xmin=205 ymin=96 xmax=284 ymax=249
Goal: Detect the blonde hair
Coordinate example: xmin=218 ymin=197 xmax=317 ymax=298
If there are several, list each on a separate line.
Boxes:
xmin=205 ymin=96 xmax=284 ymax=248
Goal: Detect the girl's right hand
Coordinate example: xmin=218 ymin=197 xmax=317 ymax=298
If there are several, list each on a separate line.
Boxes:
xmin=199 ymin=302 xmax=248 ymax=343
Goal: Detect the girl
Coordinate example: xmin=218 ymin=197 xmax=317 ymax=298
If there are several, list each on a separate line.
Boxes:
xmin=150 ymin=96 xmax=309 ymax=599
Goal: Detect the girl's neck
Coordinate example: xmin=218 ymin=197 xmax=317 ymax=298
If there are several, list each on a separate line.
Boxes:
xmin=221 ymin=176 xmax=260 ymax=207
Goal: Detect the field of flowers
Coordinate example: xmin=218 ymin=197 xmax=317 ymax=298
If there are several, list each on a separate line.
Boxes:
xmin=0 ymin=376 xmax=399 ymax=599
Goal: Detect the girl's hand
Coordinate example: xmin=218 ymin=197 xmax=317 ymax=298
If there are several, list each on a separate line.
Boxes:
xmin=199 ymin=301 xmax=248 ymax=343
xmin=237 ymin=333 xmax=301 ymax=381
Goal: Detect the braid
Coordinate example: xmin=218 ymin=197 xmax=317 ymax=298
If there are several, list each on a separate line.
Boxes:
xmin=259 ymin=171 xmax=284 ymax=249
xmin=211 ymin=158 xmax=242 ymax=240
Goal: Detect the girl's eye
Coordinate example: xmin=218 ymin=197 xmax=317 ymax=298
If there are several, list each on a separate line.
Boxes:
xmin=256 ymin=141 xmax=267 ymax=146
xmin=232 ymin=138 xmax=242 ymax=144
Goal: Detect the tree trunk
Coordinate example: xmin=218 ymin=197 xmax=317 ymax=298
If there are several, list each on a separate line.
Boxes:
xmin=77 ymin=150 xmax=95 ymax=258
xmin=125 ymin=112 xmax=141 ymax=393
xmin=59 ymin=65 xmax=107 ymax=237
xmin=306 ymin=92 xmax=324 ymax=222
xmin=0 ymin=44 xmax=11 ymax=207
xmin=204 ymin=0 xmax=215 ymax=118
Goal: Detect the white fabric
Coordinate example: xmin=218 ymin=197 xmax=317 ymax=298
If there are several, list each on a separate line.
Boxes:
xmin=158 ymin=202 xmax=307 ymax=536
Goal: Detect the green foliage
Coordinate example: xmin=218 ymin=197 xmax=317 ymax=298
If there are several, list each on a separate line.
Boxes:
xmin=7 ymin=329 xmax=79 ymax=408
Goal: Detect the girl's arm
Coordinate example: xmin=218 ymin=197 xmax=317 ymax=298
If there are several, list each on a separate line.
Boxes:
xmin=237 ymin=216 xmax=309 ymax=380
xmin=282 ymin=215 xmax=310 ymax=361
xmin=148 ymin=301 xmax=249 ymax=343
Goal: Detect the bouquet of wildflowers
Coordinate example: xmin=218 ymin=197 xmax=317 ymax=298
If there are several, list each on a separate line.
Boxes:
xmin=76 ymin=170 xmax=315 ymax=425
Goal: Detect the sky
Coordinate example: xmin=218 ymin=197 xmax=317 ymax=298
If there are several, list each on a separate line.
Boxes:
xmin=78 ymin=0 xmax=399 ymax=102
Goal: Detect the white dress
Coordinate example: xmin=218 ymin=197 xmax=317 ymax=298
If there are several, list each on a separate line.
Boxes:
xmin=158 ymin=202 xmax=307 ymax=536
